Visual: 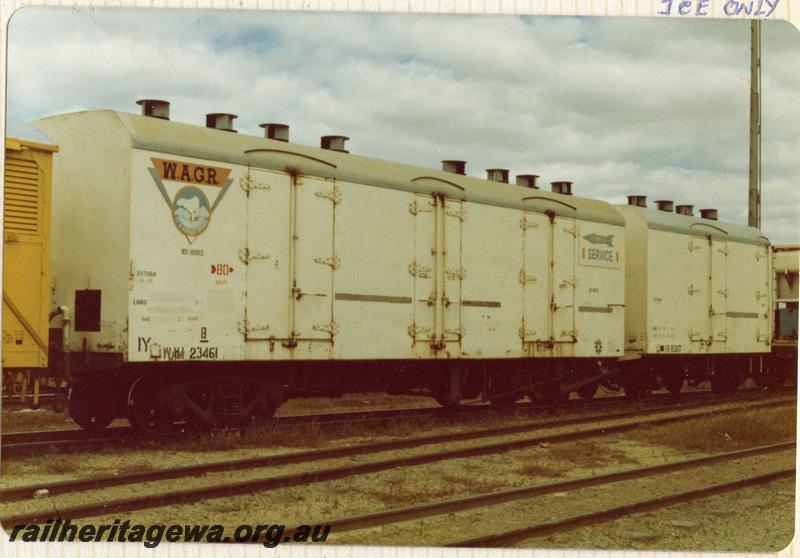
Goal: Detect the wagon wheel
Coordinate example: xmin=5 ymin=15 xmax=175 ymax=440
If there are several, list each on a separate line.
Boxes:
xmin=661 ymin=369 xmax=686 ymax=396
xmin=433 ymin=390 xmax=462 ymax=410
xmin=575 ymin=382 xmax=599 ymax=400
xmin=490 ymin=393 xmax=518 ymax=414
xmin=619 ymin=372 xmax=648 ymax=399
xmin=127 ymin=383 xmax=174 ymax=434
xmin=752 ymin=360 xmax=787 ymax=390
xmin=710 ymin=371 xmax=743 ymax=394
xmin=67 ymin=386 xmax=114 ymax=433
xmin=529 ymin=372 xmax=569 ymax=407
xmin=488 ymin=375 xmax=520 ymax=414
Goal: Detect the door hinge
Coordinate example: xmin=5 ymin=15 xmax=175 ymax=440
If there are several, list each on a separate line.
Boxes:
xmin=519 ymin=216 xmax=539 ymax=230
xmin=560 ymin=277 xmax=578 ymax=289
xmin=518 ymin=325 xmax=537 ymax=339
xmin=688 ymin=241 xmax=701 ymax=252
xmin=717 ymin=246 xmax=729 ymax=256
xmin=444 ymin=325 xmax=465 ymax=339
xmin=239 ymin=247 xmax=270 ymax=264
xmin=560 ymin=328 xmax=578 ymax=339
xmin=519 ymin=269 xmax=538 ymax=284
xmin=409 ymin=199 xmax=434 ymax=215
xmin=446 ymin=267 xmax=465 ymax=280
xmin=445 ymin=206 xmax=467 ymax=221
xmin=409 ymin=261 xmax=432 ymax=278
xmin=755 ymin=290 xmax=767 ymax=300
xmin=240 ymin=175 xmax=272 ymax=192
xmin=562 ymin=226 xmax=577 ymax=237
xmin=312 ymin=320 xmax=340 ymax=337
xmin=314 ymin=253 xmax=341 ymax=270
xmin=238 ymin=318 xmax=270 ymax=336
xmin=755 ymin=250 xmax=767 ymax=261
xmin=315 ymin=184 xmax=342 ymax=205
xmin=408 ymin=323 xmax=433 ymax=338
xmin=717 ymin=288 xmax=728 ymax=298
xmin=687 ymin=284 xmax=700 ymax=295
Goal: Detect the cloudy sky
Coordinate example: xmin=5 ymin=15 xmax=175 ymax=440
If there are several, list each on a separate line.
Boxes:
xmin=6 ymin=9 xmax=799 ymax=243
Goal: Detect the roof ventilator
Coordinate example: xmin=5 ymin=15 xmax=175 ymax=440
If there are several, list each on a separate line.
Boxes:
xmin=655 ymin=200 xmax=674 ymax=212
xmin=136 ymin=99 xmax=170 ymax=120
xmin=551 ymin=181 xmax=573 ymax=195
xmin=486 ymin=168 xmax=509 ymax=183
xmin=516 ymin=174 xmax=539 ymax=189
xmin=205 ymin=113 xmax=238 ymax=133
xmin=442 ymin=160 xmax=467 ymax=175
xmin=676 ymin=204 xmax=694 ymax=216
xmin=627 ymin=195 xmax=647 ymax=207
xmin=700 ymin=208 xmax=719 ymax=220
xmin=321 ymin=135 xmax=349 ymax=153
xmin=260 ymin=123 xmax=290 ymax=142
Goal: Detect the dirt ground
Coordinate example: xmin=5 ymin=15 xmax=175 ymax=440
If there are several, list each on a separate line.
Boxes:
xmin=527 ymin=477 xmax=795 ymax=552
xmin=1 ymin=400 xmax=794 ymax=552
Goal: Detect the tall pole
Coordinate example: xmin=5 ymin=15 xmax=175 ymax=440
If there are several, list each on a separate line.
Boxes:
xmin=748 ymin=19 xmax=762 ymax=229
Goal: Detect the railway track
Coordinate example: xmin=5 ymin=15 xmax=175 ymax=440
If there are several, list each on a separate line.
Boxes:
xmin=278 ymin=441 xmax=794 ymax=545
xmin=1 ymin=394 xmax=793 ymax=527
xmin=1 ymin=403 xmax=488 ymax=456
xmin=2 ymin=387 xmax=791 ymax=456
xmin=2 ymin=393 xmax=66 ymax=410
xmin=450 ymin=458 xmax=794 ymax=547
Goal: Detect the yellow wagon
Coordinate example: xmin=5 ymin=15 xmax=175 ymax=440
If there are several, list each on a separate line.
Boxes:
xmin=3 ymin=127 xmax=58 ymax=405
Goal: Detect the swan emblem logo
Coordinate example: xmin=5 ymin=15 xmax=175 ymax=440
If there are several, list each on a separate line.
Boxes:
xmin=148 ymin=158 xmax=234 ymax=244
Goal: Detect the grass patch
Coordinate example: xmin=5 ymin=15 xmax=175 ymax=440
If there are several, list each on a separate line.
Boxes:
xmin=629 ymin=405 xmax=796 ymax=452
xmin=517 ymin=462 xmax=567 ymax=478
xmin=343 ymin=477 xmax=453 ymax=506
xmin=546 ymin=440 xmax=639 ymax=469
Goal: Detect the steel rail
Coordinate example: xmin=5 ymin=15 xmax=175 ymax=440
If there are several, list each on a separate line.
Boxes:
xmin=449 ymin=468 xmax=795 ymax=547
xmin=0 ymin=405 xmax=477 ymax=455
xmin=2 ymin=388 xmax=788 ymax=456
xmin=1 ymin=393 xmax=791 ymax=503
xmin=1 ymin=386 xmax=786 ymax=458
xmin=298 ymin=442 xmax=794 ymax=537
xmin=0 ymin=398 xmax=791 ymax=526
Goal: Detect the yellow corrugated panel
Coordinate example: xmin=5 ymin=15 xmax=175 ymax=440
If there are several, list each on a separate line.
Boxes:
xmin=2 ymin=137 xmax=56 ymax=369
xmin=4 ymin=157 xmax=41 ymax=235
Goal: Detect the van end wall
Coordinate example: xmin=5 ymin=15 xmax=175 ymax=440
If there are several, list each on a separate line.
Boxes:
xmin=33 ymin=111 xmax=133 ymax=358
xmin=615 ymin=206 xmax=648 ymax=355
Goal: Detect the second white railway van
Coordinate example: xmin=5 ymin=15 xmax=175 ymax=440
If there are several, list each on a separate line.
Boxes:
xmin=614 ymin=200 xmax=772 ymax=395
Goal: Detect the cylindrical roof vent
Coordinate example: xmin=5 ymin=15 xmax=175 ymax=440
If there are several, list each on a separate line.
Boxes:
xmin=442 ymin=160 xmax=466 ymax=175
xmin=700 ymin=208 xmax=719 ymax=220
xmin=486 ymin=168 xmax=509 ymax=183
xmin=676 ymin=204 xmax=694 ymax=216
xmin=655 ymin=200 xmax=674 ymax=212
xmin=205 ymin=113 xmax=238 ymax=133
xmin=136 ymin=99 xmax=170 ymax=120
xmin=627 ymin=195 xmax=647 ymax=208
xmin=516 ymin=174 xmax=539 ymax=189
xmin=321 ymin=135 xmax=349 ymax=153
xmin=551 ymin=181 xmax=573 ymax=195
xmin=260 ymin=123 xmax=289 ymax=142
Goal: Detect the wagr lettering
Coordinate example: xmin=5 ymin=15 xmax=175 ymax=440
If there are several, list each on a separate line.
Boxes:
xmin=151 ymin=158 xmax=231 ymax=187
